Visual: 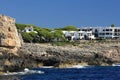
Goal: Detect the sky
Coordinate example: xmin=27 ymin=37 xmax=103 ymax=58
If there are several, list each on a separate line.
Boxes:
xmin=1 ymin=0 xmax=120 ymax=28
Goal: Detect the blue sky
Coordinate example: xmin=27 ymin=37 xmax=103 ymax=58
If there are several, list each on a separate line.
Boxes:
xmin=1 ymin=0 xmax=120 ymax=28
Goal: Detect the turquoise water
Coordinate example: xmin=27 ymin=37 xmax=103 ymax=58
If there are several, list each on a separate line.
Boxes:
xmin=17 ymin=66 xmax=120 ymax=80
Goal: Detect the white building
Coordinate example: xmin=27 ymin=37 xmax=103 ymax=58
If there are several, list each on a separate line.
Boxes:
xmin=78 ymin=27 xmax=95 ymax=39
xmin=23 ymin=26 xmax=37 ymax=33
xmin=62 ymin=26 xmax=120 ymax=40
xmin=62 ymin=27 xmax=95 ymax=40
xmin=92 ymin=27 xmax=120 ymax=39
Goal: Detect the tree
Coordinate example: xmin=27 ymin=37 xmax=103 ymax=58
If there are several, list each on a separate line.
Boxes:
xmin=46 ymin=32 xmax=54 ymax=42
xmin=111 ymin=24 xmax=115 ymax=27
xmin=29 ymin=32 xmax=37 ymax=38
xmin=15 ymin=23 xmax=27 ymax=31
xmin=22 ymin=32 xmax=37 ymax=43
xmin=35 ymin=28 xmax=51 ymax=42
xmin=62 ymin=26 xmax=78 ymax=31
xmin=22 ymin=32 xmax=33 ymax=43
xmin=29 ymin=32 xmax=38 ymax=42
xmin=53 ymin=30 xmax=63 ymax=41
xmin=55 ymin=26 xmax=78 ymax=31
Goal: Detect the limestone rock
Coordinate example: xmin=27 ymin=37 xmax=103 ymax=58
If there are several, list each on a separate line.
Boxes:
xmin=0 ymin=14 xmax=21 ymax=48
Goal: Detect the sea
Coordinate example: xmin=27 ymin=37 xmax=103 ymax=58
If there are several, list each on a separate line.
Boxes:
xmin=1 ymin=66 xmax=120 ymax=80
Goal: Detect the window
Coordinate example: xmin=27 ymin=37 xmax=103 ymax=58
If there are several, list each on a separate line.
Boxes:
xmin=89 ymin=34 xmax=91 ymax=36
xmin=95 ymin=29 xmax=98 ymax=32
xmin=110 ymin=29 xmax=112 ymax=31
xmin=90 ymin=29 xmax=92 ymax=31
xmin=87 ymin=33 xmax=92 ymax=36
xmin=78 ymin=29 xmax=81 ymax=31
xmin=82 ymin=29 xmax=84 ymax=31
xmin=99 ymin=33 xmax=102 ymax=35
xmin=115 ymin=29 xmax=117 ymax=32
xmin=106 ymin=29 xmax=109 ymax=31
xmin=118 ymin=29 xmax=120 ymax=32
xmin=114 ymin=33 xmax=117 ymax=36
xmin=79 ymin=33 xmax=83 ymax=36
xmin=29 ymin=29 xmax=31 ymax=31
xmin=71 ymin=33 xmax=74 ymax=36
xmin=109 ymin=33 xmax=112 ymax=35
xmin=106 ymin=33 xmax=109 ymax=35
xmin=99 ymin=33 xmax=105 ymax=35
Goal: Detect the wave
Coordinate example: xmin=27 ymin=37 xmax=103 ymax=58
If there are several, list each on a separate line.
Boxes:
xmin=40 ymin=66 xmax=53 ymax=68
xmin=70 ymin=65 xmax=86 ymax=68
xmin=112 ymin=63 xmax=120 ymax=67
xmin=3 ymin=68 xmax=44 ymax=75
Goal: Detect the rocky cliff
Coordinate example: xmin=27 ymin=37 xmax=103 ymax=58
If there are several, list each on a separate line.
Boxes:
xmin=18 ymin=42 xmax=120 ymax=68
xmin=0 ymin=15 xmax=21 ymax=53
xmin=0 ymin=15 xmax=22 ymax=72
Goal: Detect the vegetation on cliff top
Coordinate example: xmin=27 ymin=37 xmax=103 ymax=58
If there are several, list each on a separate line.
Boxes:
xmin=16 ymin=23 xmax=77 ymax=43
xmin=55 ymin=26 xmax=78 ymax=31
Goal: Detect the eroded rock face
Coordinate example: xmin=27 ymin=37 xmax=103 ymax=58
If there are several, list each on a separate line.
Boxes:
xmin=0 ymin=15 xmax=22 ymax=72
xmin=0 ymin=15 xmax=21 ymax=49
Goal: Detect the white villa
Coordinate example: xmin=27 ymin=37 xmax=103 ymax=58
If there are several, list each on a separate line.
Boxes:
xmin=22 ymin=26 xmax=37 ymax=33
xmin=62 ymin=26 xmax=120 ymax=40
xmin=62 ymin=28 xmax=95 ymax=40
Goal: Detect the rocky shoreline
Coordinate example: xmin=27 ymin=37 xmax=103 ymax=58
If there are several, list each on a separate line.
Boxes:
xmin=20 ymin=42 xmax=120 ymax=67
xmin=0 ymin=42 xmax=120 ymax=73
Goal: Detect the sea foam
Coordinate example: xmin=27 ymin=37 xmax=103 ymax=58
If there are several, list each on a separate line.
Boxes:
xmin=3 ymin=68 xmax=44 ymax=75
